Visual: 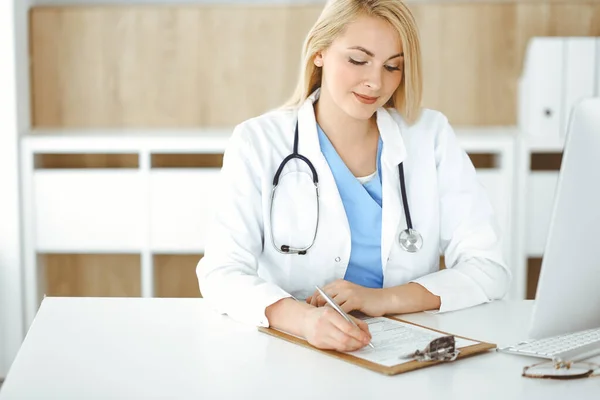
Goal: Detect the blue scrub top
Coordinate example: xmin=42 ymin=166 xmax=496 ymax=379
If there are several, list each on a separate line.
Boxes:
xmin=317 ymin=124 xmax=384 ymax=289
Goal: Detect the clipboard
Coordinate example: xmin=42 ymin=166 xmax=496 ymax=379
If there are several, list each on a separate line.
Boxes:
xmin=258 ymin=315 xmax=496 ymax=376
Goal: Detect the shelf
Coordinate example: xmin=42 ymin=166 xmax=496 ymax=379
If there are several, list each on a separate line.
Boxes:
xmin=18 ymin=125 xmax=551 ymax=307
xmin=521 ymin=135 xmax=565 ymax=152
xmin=454 ymin=126 xmax=518 ymax=137
xmin=21 ymin=129 xmax=233 ymax=153
xmin=22 ymin=126 xmax=521 ymax=154
xmin=453 ymin=126 xmax=518 ymax=151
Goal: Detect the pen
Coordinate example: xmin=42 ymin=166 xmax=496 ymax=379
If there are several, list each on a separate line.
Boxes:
xmin=315 ymin=285 xmax=375 ymax=349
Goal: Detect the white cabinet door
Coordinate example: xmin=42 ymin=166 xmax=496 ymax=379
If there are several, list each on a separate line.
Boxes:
xmin=33 ymin=170 xmax=146 ymax=252
xmin=149 ymin=169 xmax=221 ymax=253
xmin=475 ymin=170 xmax=512 ymax=261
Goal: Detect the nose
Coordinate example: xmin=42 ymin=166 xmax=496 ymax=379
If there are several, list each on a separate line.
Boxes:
xmin=363 ymin=65 xmax=382 ymax=91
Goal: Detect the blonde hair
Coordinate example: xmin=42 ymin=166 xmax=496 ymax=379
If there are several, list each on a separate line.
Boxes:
xmin=285 ymin=0 xmax=423 ymax=125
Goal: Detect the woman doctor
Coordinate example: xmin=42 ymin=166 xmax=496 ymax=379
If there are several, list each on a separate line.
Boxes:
xmin=197 ymin=0 xmax=511 ymax=352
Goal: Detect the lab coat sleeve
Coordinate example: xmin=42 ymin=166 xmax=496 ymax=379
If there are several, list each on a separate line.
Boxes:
xmin=411 ymin=116 xmax=512 ymax=312
xmin=196 ymin=124 xmax=291 ymax=327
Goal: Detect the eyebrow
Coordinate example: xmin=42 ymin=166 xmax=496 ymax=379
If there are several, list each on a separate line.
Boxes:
xmin=348 ymin=46 xmax=403 ymax=61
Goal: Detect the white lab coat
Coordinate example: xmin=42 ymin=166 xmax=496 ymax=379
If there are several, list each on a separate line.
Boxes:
xmin=197 ymin=89 xmax=511 ymax=327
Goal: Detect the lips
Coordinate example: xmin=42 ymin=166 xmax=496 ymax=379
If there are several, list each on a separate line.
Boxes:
xmin=353 ymin=92 xmax=378 ymax=105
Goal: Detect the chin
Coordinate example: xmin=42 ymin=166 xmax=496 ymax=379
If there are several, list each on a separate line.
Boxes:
xmin=343 ymin=102 xmax=377 ymax=120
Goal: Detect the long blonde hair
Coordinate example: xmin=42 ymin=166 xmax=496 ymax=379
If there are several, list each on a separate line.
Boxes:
xmin=285 ymin=0 xmax=423 ymax=125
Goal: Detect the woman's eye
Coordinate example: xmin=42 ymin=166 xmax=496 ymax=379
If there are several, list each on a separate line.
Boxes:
xmin=385 ymin=65 xmax=401 ymax=72
xmin=348 ymin=58 xmax=367 ymax=65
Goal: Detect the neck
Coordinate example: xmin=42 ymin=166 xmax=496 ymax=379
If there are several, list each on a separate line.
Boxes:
xmin=314 ymin=90 xmax=376 ymax=147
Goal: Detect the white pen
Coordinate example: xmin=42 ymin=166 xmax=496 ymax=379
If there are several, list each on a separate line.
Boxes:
xmin=315 ymin=285 xmax=375 ymax=349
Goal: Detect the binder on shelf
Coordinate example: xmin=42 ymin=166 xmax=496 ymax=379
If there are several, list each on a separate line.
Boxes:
xmin=562 ymin=38 xmax=596 ymax=139
xmin=519 ymin=38 xmax=564 ymax=141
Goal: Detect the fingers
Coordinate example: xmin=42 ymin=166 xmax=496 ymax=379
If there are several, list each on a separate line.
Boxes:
xmin=326 ymin=308 xmax=371 ymax=347
xmin=351 ymin=315 xmax=372 ymax=338
xmin=335 ymin=294 xmax=355 ymax=313
xmin=327 ymin=327 xmax=366 ymax=352
xmin=306 ymin=308 xmax=363 ymax=351
xmin=328 ymin=292 xmax=359 ymax=314
xmin=304 ymin=305 xmax=372 ymax=352
xmin=306 ymin=280 xmax=358 ymax=311
xmin=308 ymin=291 xmax=358 ymax=315
xmin=308 ymin=290 xmax=329 ymax=308
xmin=309 ymin=292 xmax=320 ymax=307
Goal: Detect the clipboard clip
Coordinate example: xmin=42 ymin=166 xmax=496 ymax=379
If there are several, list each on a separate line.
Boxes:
xmin=401 ymin=335 xmax=461 ymax=362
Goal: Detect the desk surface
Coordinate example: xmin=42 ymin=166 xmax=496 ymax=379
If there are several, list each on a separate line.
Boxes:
xmin=1 ymin=298 xmax=598 ymax=399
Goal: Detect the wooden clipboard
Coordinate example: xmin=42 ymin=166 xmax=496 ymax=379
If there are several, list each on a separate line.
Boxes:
xmin=258 ymin=315 xmax=496 ymax=376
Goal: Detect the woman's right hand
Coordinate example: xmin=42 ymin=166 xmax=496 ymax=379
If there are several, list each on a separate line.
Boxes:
xmin=301 ymin=306 xmax=372 ymax=352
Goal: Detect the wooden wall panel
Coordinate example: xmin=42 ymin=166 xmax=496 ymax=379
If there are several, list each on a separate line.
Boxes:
xmin=42 ymin=254 xmax=205 ymax=298
xmin=414 ymin=4 xmax=519 ymax=125
xmin=30 ymin=6 xmax=321 ymax=128
xmin=154 ymin=254 xmax=202 ymax=298
xmin=30 ymin=2 xmax=600 ymax=128
xmin=35 ymin=153 xmax=139 ymax=169
xmin=527 ymin=257 xmax=543 ymax=300
xmin=151 ymin=153 xmax=222 ymax=168
xmin=43 ymin=254 xmax=141 ymax=297
xmin=414 ymin=2 xmax=600 ymax=125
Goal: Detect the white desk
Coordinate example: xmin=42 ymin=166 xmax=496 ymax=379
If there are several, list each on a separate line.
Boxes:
xmin=1 ymin=298 xmax=598 ymax=399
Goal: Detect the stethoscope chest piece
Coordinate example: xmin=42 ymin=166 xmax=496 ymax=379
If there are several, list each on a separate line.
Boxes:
xmin=399 ymin=228 xmax=423 ymax=253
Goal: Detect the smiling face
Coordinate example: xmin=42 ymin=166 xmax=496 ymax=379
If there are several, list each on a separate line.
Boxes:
xmin=314 ymin=15 xmax=404 ymax=121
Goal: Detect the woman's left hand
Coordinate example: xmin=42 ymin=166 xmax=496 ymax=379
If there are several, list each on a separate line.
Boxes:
xmin=306 ymin=280 xmax=388 ymax=317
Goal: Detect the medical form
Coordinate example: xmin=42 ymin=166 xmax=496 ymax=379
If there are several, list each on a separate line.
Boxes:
xmin=347 ymin=317 xmax=479 ymax=367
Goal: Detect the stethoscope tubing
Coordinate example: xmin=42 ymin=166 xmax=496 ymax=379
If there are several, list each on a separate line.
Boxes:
xmin=270 ymin=120 xmax=421 ymax=254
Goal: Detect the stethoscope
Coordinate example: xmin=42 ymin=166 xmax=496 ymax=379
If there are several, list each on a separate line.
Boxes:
xmin=270 ymin=121 xmax=423 ymax=255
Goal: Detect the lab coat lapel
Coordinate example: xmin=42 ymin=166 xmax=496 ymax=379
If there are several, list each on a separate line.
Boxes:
xmin=377 ymin=108 xmax=407 ymax=276
xmin=297 ymin=90 xmax=351 ymax=278
xmin=296 ymin=91 xmax=323 ymax=162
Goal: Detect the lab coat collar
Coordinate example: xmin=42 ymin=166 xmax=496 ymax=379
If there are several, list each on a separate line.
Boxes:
xmin=297 ymin=89 xmax=407 ymax=166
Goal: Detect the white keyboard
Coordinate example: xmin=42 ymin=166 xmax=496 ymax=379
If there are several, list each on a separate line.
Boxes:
xmin=499 ymin=327 xmax=600 ymax=362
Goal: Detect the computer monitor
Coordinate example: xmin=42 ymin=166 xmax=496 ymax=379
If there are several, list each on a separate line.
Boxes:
xmin=529 ymin=97 xmax=600 ymax=340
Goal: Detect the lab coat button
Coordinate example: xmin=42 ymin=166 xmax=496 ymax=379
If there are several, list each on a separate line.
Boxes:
xmin=335 ymin=257 xmax=341 ymax=262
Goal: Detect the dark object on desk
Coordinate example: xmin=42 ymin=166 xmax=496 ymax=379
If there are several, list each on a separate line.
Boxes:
xmin=406 ymin=335 xmax=461 ymax=362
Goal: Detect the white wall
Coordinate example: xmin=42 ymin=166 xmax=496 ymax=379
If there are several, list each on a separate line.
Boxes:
xmin=0 ymin=0 xmax=28 ymax=379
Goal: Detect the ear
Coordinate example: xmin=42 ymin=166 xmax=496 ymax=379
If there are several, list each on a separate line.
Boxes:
xmin=313 ymin=52 xmax=323 ymax=67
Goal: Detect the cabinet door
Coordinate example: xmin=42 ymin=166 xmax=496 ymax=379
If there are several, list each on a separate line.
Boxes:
xmin=475 ymin=169 xmax=512 ymax=259
xmin=34 ymin=170 xmax=146 ymax=252
xmin=149 ymin=169 xmax=221 ymax=253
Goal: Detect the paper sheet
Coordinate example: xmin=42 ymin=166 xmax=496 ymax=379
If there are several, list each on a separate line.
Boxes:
xmin=346 ymin=317 xmax=479 ymax=367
